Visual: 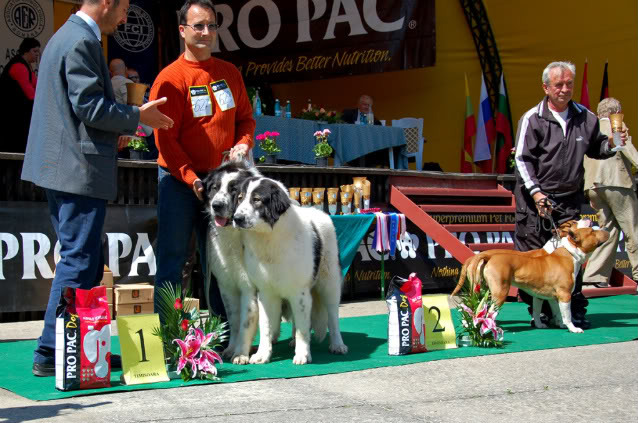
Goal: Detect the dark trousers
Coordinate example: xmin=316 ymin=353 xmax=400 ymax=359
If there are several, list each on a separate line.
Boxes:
xmin=34 ymin=189 xmax=106 ymax=365
xmin=513 ymin=185 xmax=588 ymax=319
xmin=154 ymin=167 xmax=226 ymax=321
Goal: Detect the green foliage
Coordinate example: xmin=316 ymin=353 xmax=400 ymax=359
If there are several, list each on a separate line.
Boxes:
xmin=259 ymin=137 xmax=282 ymax=154
xmin=455 ymin=278 xmax=504 ymax=348
xmin=313 ymin=140 xmax=333 ymax=158
xmin=127 ymin=137 xmax=149 ymax=152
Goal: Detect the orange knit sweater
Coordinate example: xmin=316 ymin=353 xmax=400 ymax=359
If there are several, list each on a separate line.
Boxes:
xmin=150 ymin=54 xmax=255 ymax=187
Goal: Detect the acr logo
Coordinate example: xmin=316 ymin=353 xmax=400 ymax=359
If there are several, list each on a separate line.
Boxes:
xmin=113 ymin=4 xmax=154 ymax=53
xmin=4 ymin=0 xmax=46 ymax=38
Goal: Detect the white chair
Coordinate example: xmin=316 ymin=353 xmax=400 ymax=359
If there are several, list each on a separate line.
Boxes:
xmin=389 ymin=117 xmax=424 ymax=170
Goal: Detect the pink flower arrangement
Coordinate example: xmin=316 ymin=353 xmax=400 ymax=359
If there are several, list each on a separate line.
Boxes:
xmin=174 ymin=327 xmax=223 ymax=379
xmin=456 ymin=281 xmax=504 ymax=347
xmin=256 ymin=130 xmax=282 ymax=154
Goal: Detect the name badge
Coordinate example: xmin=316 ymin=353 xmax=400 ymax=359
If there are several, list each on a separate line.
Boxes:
xmin=210 ymin=79 xmax=235 ymax=112
xmin=189 ymin=85 xmax=213 ymax=118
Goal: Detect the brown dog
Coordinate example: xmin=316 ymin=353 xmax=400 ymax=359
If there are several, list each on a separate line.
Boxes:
xmin=453 ymin=226 xmax=609 ymax=333
xmin=455 ymin=219 xmax=585 ymax=293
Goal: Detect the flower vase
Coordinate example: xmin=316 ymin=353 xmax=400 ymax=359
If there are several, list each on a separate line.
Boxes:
xmin=129 ymin=150 xmax=144 ymax=160
xmin=165 ymin=361 xmax=181 ymax=380
xmin=316 ymin=157 xmax=329 ymax=167
xmin=263 ymin=154 xmax=277 ymax=164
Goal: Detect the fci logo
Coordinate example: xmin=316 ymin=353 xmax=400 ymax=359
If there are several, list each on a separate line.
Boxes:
xmin=4 ymin=0 xmax=45 ymax=38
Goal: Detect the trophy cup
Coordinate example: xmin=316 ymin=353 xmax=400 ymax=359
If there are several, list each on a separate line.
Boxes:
xmin=609 ymin=112 xmax=625 ymax=152
xmin=126 ymin=82 xmax=148 ymax=106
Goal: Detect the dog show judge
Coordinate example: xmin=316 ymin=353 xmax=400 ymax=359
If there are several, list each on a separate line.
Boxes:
xmin=149 ymin=0 xmax=255 ymax=320
xmin=513 ymin=61 xmax=627 ymax=329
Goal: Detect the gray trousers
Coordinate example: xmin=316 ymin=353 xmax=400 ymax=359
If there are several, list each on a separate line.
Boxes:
xmin=583 ymin=187 xmax=638 ymax=282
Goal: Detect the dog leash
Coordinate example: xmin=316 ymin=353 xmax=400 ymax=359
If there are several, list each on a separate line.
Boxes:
xmin=534 ymin=197 xmax=561 ymax=239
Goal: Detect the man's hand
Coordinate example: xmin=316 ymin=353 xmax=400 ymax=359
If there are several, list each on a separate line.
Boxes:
xmin=139 ymin=97 xmax=174 ymax=130
xmin=608 ymin=128 xmax=629 ymax=148
xmin=192 ymin=178 xmax=204 ymax=201
xmin=230 ymin=144 xmax=249 ymax=160
xmin=532 ymin=191 xmax=552 ymax=217
xmin=117 ymin=136 xmax=131 ymax=151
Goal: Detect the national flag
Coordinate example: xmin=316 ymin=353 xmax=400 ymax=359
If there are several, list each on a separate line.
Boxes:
xmin=600 ymin=61 xmax=609 ymax=101
xmin=580 ymin=59 xmax=590 ymax=110
xmin=474 ymin=74 xmax=495 ymax=173
xmin=494 ymin=73 xmax=513 ymax=174
xmin=461 ymin=73 xmax=476 ymax=173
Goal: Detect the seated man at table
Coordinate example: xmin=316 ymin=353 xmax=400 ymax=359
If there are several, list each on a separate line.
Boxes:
xmin=342 ymin=94 xmax=382 ymax=126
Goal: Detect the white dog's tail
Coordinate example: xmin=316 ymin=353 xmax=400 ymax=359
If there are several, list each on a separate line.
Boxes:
xmin=311 ymin=290 xmax=328 ymax=343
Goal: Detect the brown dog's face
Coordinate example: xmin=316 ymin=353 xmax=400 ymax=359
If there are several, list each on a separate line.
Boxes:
xmin=568 ymin=227 xmax=610 ymax=254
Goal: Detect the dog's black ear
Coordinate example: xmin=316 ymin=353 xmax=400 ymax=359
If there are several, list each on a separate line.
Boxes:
xmin=200 ymin=172 xmax=214 ymax=201
xmin=269 ymin=184 xmax=291 ymax=221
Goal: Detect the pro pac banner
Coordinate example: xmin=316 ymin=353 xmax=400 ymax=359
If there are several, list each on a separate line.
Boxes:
xmin=213 ymin=0 xmax=436 ymax=83
xmin=0 ymin=202 xmax=157 ymax=313
xmin=1 ymin=0 xmax=55 ymax=76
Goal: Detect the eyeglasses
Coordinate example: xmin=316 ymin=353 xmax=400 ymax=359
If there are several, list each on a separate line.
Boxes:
xmin=183 ymin=23 xmax=218 ymax=32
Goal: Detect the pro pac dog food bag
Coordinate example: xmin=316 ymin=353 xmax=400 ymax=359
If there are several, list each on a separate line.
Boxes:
xmin=55 ymin=286 xmax=112 ymax=391
xmin=386 ymin=273 xmax=427 ymax=355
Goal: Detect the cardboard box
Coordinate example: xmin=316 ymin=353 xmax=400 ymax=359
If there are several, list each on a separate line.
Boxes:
xmin=184 ymin=297 xmax=200 ymax=313
xmin=115 ymin=302 xmax=154 ymax=316
xmin=101 ymin=265 xmax=114 ymax=287
xmin=109 ymin=304 xmax=114 ymax=320
xmin=115 ymin=283 xmax=154 ymax=305
xmin=106 ymin=287 xmax=113 ymax=304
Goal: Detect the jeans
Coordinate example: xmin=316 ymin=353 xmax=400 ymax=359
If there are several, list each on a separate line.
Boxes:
xmin=154 ymin=167 xmax=226 ymax=320
xmin=34 ymin=189 xmax=106 ymax=365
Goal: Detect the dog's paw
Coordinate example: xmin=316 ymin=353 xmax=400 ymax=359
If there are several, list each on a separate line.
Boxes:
xmin=221 ymin=346 xmax=235 ymax=360
xmin=249 ymin=351 xmax=271 ymax=364
xmin=567 ymin=325 xmax=584 ymax=334
xmin=292 ymin=352 xmax=312 ymax=365
xmin=329 ymin=343 xmax=348 ymax=355
xmin=231 ymin=354 xmax=250 ymax=365
xmin=533 ymin=320 xmax=549 ymax=329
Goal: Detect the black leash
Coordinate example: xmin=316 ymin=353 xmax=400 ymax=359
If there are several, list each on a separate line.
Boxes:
xmin=534 ymin=197 xmax=561 ymax=239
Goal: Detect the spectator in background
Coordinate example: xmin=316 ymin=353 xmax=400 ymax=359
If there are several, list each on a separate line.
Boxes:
xmin=583 ymin=97 xmax=638 ymax=286
xmin=109 ymin=58 xmax=132 ymax=105
xmin=126 ymin=67 xmax=140 ymax=82
xmin=0 ymin=37 xmax=41 ymax=153
xmin=342 ymin=94 xmax=381 ymax=125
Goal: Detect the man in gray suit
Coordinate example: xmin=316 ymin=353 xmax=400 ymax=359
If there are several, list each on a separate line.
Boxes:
xmin=21 ymin=0 xmax=173 ymax=377
xmin=583 ymin=98 xmax=638 ymax=286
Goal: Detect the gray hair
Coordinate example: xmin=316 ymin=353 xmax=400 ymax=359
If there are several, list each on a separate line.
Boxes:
xmin=597 ymin=97 xmax=622 ymax=117
xmin=542 ymin=61 xmax=576 ymax=85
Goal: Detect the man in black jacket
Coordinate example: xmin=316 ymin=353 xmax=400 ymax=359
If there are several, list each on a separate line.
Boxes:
xmin=513 ymin=61 xmax=627 ymax=329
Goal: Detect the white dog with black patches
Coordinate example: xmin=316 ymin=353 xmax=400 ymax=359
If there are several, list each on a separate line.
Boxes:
xmin=201 ymin=161 xmax=261 ymax=364
xmin=233 ymin=176 xmax=348 ymax=365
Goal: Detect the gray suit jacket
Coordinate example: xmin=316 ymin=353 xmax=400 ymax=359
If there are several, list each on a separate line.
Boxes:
xmin=584 ymin=119 xmax=638 ymax=191
xmin=21 ymin=14 xmax=140 ymax=200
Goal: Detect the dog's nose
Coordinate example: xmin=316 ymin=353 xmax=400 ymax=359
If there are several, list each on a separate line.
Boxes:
xmin=233 ymin=214 xmax=245 ymax=227
xmin=212 ymin=201 xmax=224 ymax=212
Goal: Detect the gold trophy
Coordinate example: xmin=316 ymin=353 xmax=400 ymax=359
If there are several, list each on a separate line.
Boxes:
xmin=126 ymin=82 xmax=148 ymax=106
xmin=609 ymin=112 xmax=624 ymax=152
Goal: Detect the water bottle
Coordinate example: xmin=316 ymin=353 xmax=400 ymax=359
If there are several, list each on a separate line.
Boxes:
xmin=274 ymin=99 xmax=281 ymax=117
xmin=285 ymin=100 xmax=291 ymax=118
xmin=368 ymin=106 xmax=374 ymax=125
xmin=307 ymin=98 xmax=312 ymax=110
xmin=360 ymin=113 xmax=367 ymax=125
xmin=253 ymin=89 xmax=262 ymax=117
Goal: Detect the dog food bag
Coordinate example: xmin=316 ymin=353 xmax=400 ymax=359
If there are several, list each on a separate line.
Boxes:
xmin=300 ymin=188 xmax=313 ymax=207
xmin=289 ymin=187 xmax=300 ymax=204
xmin=353 ymin=190 xmax=362 ymax=214
xmin=312 ymin=188 xmax=325 ymax=211
xmin=56 ymin=285 xmax=112 ymax=391
xmin=327 ymin=188 xmax=339 ymax=215
xmin=340 ymin=184 xmax=353 ymax=215
xmin=386 ymin=273 xmax=427 ymax=355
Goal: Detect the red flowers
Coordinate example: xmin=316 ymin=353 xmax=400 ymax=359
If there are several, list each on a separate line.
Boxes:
xmin=174 ymin=298 xmax=183 ymax=310
xmin=474 ymin=283 xmax=481 ymax=293
xmin=180 ymin=319 xmax=189 ymax=331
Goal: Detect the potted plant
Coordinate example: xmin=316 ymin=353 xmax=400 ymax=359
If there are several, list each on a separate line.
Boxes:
xmin=256 ymin=131 xmax=282 ymax=164
xmin=128 ymin=125 xmax=149 ymax=160
xmin=312 ymin=128 xmax=333 ymax=166
xmin=298 ymin=104 xmax=342 ymax=123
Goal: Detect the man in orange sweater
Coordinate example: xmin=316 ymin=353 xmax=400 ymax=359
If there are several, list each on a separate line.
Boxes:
xmin=150 ymin=0 xmax=255 ymax=320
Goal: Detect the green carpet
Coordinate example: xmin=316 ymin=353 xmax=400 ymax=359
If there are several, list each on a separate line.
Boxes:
xmin=1 ymin=295 xmax=636 ymax=401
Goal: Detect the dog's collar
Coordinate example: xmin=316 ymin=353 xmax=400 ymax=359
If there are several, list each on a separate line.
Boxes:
xmin=560 ymin=236 xmax=587 ymax=264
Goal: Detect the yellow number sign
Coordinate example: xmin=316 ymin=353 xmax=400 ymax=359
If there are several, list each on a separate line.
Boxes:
xmin=116 ymin=314 xmax=170 ymax=385
xmin=422 ymin=294 xmax=457 ymax=350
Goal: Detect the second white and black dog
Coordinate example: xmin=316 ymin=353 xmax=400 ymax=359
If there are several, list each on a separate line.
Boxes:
xmin=233 ymin=176 xmax=348 ymax=365
xmin=201 ymin=161 xmax=261 ymax=364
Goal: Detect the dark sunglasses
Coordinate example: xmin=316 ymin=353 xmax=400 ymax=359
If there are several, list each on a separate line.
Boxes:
xmin=184 ymin=23 xmax=218 ymax=32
